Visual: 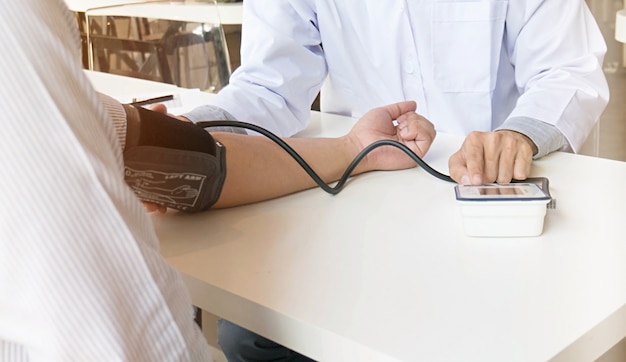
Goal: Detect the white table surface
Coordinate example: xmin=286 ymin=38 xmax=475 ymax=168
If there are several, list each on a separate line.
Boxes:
xmin=65 ymin=0 xmax=150 ymax=12
xmin=87 ymin=70 xmax=626 ymax=362
xmin=66 ymin=0 xmax=243 ymax=25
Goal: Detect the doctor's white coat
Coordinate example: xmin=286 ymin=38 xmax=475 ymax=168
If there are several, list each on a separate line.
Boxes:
xmin=210 ymin=0 xmax=609 ymax=153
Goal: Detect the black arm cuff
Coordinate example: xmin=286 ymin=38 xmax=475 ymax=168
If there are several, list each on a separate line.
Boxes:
xmin=122 ymin=106 xmax=226 ymax=212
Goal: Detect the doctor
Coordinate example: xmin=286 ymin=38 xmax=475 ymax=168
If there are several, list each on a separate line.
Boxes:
xmin=180 ymin=0 xmax=610 ymax=360
xmin=185 ymin=0 xmax=609 ymax=186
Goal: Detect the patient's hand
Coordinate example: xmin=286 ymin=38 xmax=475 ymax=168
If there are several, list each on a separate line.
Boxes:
xmin=347 ymin=100 xmax=436 ymax=172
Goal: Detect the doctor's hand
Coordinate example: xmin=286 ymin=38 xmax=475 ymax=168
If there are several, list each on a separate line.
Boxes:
xmin=448 ymin=130 xmax=538 ymax=185
xmin=348 ymin=100 xmax=436 ymax=171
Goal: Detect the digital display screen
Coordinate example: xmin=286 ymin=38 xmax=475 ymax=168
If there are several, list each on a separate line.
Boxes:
xmin=455 ymin=183 xmax=550 ymax=201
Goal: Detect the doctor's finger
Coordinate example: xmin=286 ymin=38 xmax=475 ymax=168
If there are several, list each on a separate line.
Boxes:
xmin=512 ymin=152 xmax=533 ymax=181
xmin=496 ymin=151 xmax=515 ymax=183
xmin=494 ymin=135 xmax=526 ymax=183
xmin=497 ymin=131 xmax=534 ymax=181
xmin=460 ymin=132 xmax=488 ymax=185
xmin=482 ymin=146 xmax=501 ymax=184
xmin=448 ymin=150 xmax=470 ymax=184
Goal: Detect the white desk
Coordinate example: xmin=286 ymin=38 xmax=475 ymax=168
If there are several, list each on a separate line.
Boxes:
xmin=65 ymin=0 xmax=149 ymax=13
xmin=212 ymin=2 xmax=243 ymax=26
xmin=65 ymin=0 xmax=243 ymax=25
xmin=88 ymin=71 xmax=626 ymax=362
xmin=86 ymin=70 xmax=212 ymax=114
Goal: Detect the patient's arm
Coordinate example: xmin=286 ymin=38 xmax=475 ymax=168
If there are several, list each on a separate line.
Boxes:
xmin=211 ymin=100 xmax=434 ymax=208
xmin=99 ymin=94 xmax=434 ymax=210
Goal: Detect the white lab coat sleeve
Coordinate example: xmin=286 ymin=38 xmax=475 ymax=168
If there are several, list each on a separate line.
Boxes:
xmin=505 ymin=0 xmax=609 ymax=153
xmin=205 ymin=0 xmax=327 ymax=136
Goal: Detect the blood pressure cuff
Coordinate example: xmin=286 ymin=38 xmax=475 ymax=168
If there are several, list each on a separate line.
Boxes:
xmin=122 ymin=105 xmax=226 ymax=213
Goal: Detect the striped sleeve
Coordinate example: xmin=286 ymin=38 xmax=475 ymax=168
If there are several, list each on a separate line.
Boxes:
xmin=0 ymin=1 xmax=211 ymax=361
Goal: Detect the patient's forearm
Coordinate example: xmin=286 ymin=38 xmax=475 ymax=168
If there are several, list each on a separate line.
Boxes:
xmin=212 ymin=132 xmax=361 ymax=208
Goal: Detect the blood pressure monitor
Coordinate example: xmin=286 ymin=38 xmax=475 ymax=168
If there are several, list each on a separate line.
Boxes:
xmin=454 ymin=178 xmax=554 ymax=237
